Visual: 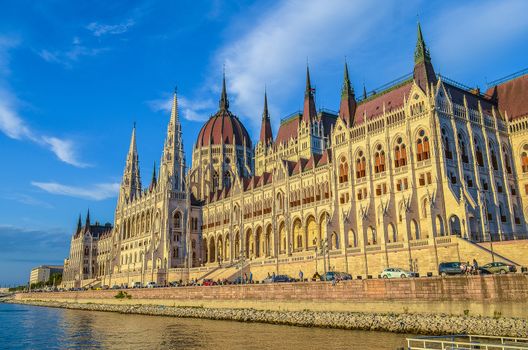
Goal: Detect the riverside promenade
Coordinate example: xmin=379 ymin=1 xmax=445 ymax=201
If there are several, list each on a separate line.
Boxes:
xmin=12 ymin=274 xmax=528 ymax=337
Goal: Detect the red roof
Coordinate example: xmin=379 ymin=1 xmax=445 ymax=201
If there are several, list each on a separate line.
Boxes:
xmin=486 ymin=73 xmax=528 ymax=121
xmin=196 ymin=109 xmax=252 ymax=148
xmin=354 ymin=81 xmax=413 ymax=124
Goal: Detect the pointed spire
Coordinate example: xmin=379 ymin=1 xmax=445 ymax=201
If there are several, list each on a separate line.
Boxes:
xmin=160 ymin=88 xmax=185 ymax=190
xmin=413 ymin=21 xmax=436 ymax=92
xmin=76 ymin=213 xmax=82 ymax=233
xmin=170 ymin=87 xmax=179 ymax=124
xmin=302 ymin=66 xmax=317 ymax=123
xmin=259 ymin=90 xmax=273 ymax=145
xmin=149 ymin=161 xmax=157 ymax=191
xmin=85 ymin=209 xmax=90 ymax=227
xmin=219 ymin=69 xmax=229 ymax=110
xmin=119 ymin=124 xmax=142 ymax=203
xmin=363 ymin=83 xmax=367 ymax=100
xmin=339 ymin=62 xmax=357 ymax=126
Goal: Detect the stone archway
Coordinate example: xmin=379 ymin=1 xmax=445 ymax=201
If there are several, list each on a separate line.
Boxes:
xmin=209 ymin=238 xmax=216 ymax=263
xmin=410 ymin=219 xmax=420 ymax=240
xmin=449 ymin=215 xmax=461 ymax=236
xmin=279 ymin=222 xmax=286 ymax=254
xmin=265 ymin=225 xmax=273 ymax=257
xmin=293 ymin=218 xmax=303 ymax=251
xmin=388 ymin=223 xmax=397 ymax=242
xmin=306 ymin=216 xmax=317 ymax=248
xmin=255 ymin=227 xmax=262 ymax=258
xmin=436 ymin=215 xmax=445 ymax=236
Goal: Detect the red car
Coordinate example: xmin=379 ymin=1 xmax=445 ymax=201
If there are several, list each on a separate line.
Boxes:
xmin=202 ymin=279 xmax=217 ymax=286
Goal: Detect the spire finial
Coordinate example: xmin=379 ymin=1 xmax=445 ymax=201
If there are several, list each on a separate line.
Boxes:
xmin=85 ymin=209 xmax=90 ymax=227
xmin=219 ymin=68 xmax=229 ymax=110
xmin=363 ymin=83 xmax=367 ymax=100
xmin=341 ymin=60 xmax=354 ymax=98
xmin=76 ymin=213 xmax=82 ymax=233
xmin=414 ymin=20 xmax=430 ymax=64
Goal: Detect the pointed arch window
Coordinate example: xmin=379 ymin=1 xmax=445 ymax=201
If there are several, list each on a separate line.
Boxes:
xmin=521 ymin=145 xmax=528 ymax=173
xmin=338 ymin=156 xmax=349 ymax=183
xmin=458 ymin=133 xmax=469 ymax=163
xmin=441 ymin=128 xmax=453 ymax=159
xmin=374 ymin=145 xmax=385 ymax=173
xmin=394 ymin=137 xmax=407 ymax=167
xmin=212 ymin=171 xmax=219 ymax=191
xmin=416 ymin=130 xmax=430 ymax=161
xmin=474 ymin=137 xmax=484 ymax=167
xmin=503 ymin=145 xmax=512 ymax=174
xmin=356 ymin=151 xmax=366 ymax=179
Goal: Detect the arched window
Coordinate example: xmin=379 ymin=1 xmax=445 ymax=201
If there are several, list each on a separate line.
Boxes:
xmin=212 ymin=171 xmax=219 ymax=190
xmin=356 ymin=151 xmax=366 ymax=179
xmin=223 ymin=171 xmax=231 ymax=188
xmin=416 ymin=130 xmax=430 ymax=161
xmin=441 ymin=128 xmax=452 ymax=159
xmin=174 ymin=211 xmax=181 ymax=229
xmin=522 ymin=145 xmax=528 ymax=173
xmin=374 ymin=145 xmax=385 ymax=173
xmin=503 ymin=145 xmax=512 ymax=174
xmin=338 ymin=156 xmax=349 ymax=183
xmin=394 ymin=137 xmax=407 ymax=167
xmin=474 ymin=137 xmax=484 ymax=167
xmin=458 ymin=133 xmax=469 ymax=163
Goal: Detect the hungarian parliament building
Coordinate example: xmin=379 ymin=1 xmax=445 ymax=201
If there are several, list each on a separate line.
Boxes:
xmin=62 ymin=25 xmax=528 ymax=288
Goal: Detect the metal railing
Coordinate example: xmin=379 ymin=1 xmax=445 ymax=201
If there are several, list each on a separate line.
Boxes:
xmin=407 ymin=335 xmax=528 ymax=349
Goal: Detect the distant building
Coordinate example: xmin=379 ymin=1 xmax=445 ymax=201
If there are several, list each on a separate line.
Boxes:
xmin=29 ymin=265 xmax=63 ymax=285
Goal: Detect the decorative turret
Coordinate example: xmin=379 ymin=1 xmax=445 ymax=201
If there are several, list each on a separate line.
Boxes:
xmin=149 ymin=162 xmax=157 ymax=191
xmin=85 ymin=209 xmax=91 ymax=228
xmin=160 ymin=89 xmax=186 ymax=191
xmin=363 ymin=83 xmax=367 ymax=100
xmin=259 ymin=91 xmax=273 ymax=145
xmin=76 ymin=214 xmax=82 ymax=234
xmin=302 ymin=66 xmax=317 ymax=124
xmin=119 ymin=124 xmax=142 ymax=203
xmin=338 ymin=62 xmax=357 ymax=126
xmin=413 ymin=22 xmax=436 ymax=92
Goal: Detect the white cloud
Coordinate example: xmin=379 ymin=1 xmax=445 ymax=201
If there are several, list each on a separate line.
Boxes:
xmin=147 ymin=95 xmax=215 ymax=122
xmin=38 ymin=37 xmax=106 ymax=67
xmin=208 ymin=0 xmax=400 ymax=134
xmin=86 ymin=19 xmax=135 ymax=37
xmin=0 ymin=37 xmax=88 ymax=167
xmin=31 ymin=181 xmax=120 ymax=201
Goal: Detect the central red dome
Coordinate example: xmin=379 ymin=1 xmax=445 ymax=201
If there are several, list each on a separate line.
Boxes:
xmin=196 ymin=109 xmax=252 ymax=148
xmin=195 ymin=75 xmax=252 ymax=149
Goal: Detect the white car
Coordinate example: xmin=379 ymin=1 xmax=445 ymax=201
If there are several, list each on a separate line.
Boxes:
xmin=146 ymin=281 xmax=157 ymax=288
xmin=381 ymin=268 xmax=416 ymax=279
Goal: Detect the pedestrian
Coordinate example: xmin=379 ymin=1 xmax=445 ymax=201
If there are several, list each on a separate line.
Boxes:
xmin=244 ymin=272 xmax=248 ymax=284
xmin=267 ymin=272 xmax=271 ymax=278
xmin=272 ymin=272 xmax=276 ymax=279
xmin=249 ymin=271 xmax=253 ymax=284
xmin=299 ymin=270 xmax=304 ymax=282
xmin=460 ymin=262 xmax=466 ymax=274
xmin=473 ymin=259 xmax=479 ymax=275
xmin=466 ymin=261 xmax=471 ymax=275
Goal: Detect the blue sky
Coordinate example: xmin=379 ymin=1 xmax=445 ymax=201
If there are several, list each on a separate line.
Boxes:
xmin=0 ymin=0 xmax=527 ymax=285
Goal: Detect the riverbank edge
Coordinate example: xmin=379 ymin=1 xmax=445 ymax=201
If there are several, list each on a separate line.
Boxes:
xmin=5 ymin=298 xmax=527 ymax=337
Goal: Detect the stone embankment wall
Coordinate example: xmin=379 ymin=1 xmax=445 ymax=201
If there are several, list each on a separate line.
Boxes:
xmin=9 ymin=300 xmax=528 ymax=338
xmin=17 ymin=275 xmax=528 ymax=318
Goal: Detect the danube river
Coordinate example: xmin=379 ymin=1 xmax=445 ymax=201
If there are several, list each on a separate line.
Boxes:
xmin=0 ymin=303 xmax=409 ymax=349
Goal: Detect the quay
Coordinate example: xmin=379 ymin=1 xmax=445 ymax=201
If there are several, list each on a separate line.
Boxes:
xmin=406 ymin=335 xmax=528 ymax=349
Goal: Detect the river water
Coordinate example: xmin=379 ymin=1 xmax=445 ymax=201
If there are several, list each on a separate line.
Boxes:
xmin=0 ymin=303 xmax=410 ymax=349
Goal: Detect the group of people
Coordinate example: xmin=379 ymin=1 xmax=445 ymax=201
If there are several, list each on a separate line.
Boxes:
xmin=461 ymin=259 xmax=480 ymax=275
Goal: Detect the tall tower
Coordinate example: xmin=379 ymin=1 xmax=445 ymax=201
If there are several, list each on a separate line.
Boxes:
xmin=338 ymin=62 xmax=357 ymax=126
xmin=255 ymin=91 xmax=274 ymax=175
xmin=299 ymin=66 xmax=324 ymax=158
xmin=160 ymin=89 xmax=186 ymax=192
xmin=118 ymin=125 xmax=142 ymax=205
xmin=413 ymin=22 xmax=436 ymax=92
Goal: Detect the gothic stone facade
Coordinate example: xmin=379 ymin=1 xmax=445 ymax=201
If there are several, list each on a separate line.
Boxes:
xmin=62 ymin=25 xmax=528 ymax=288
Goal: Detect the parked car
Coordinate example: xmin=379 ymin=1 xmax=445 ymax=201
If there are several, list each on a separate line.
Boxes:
xmin=132 ymin=282 xmax=142 ymax=288
xmin=381 ymin=268 xmax=416 ymax=279
xmin=146 ymin=282 xmax=157 ymax=288
xmin=202 ymin=279 xmax=217 ymax=286
xmin=438 ymin=262 xmax=464 ymax=276
xmin=262 ymin=275 xmax=294 ymax=283
xmin=101 ymin=285 xmax=110 ymax=290
xmin=111 ymin=285 xmax=121 ymax=290
xmin=169 ymin=281 xmax=180 ymax=287
xmin=321 ymin=271 xmax=351 ymax=281
xmin=480 ymin=262 xmax=517 ymax=274
xmin=231 ymin=276 xmax=244 ymax=284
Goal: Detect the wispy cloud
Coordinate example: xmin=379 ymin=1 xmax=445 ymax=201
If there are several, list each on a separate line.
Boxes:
xmin=200 ymin=0 xmax=401 ymax=134
xmin=147 ymin=95 xmax=215 ymax=122
xmin=3 ymin=193 xmax=54 ymax=209
xmin=432 ymin=0 xmax=528 ymax=68
xmin=38 ymin=37 xmax=107 ymax=67
xmin=0 ymin=37 xmax=88 ymax=167
xmin=31 ymin=181 xmax=120 ymax=201
xmin=86 ymin=19 xmax=135 ymax=37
